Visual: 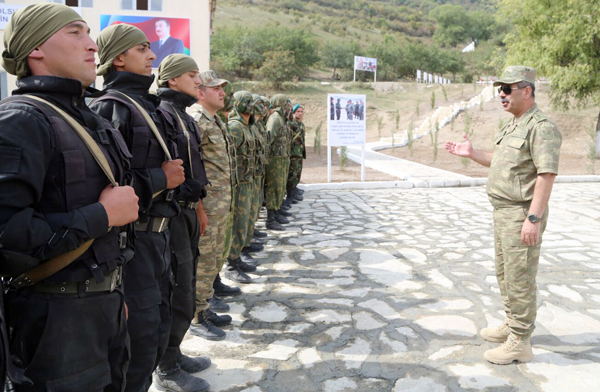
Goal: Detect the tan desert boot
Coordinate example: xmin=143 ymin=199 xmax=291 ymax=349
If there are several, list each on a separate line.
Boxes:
xmin=484 ymin=333 xmax=533 ymax=365
xmin=480 ymin=319 xmax=510 ymax=343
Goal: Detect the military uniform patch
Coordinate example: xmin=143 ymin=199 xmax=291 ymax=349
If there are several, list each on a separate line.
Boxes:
xmin=539 ymin=124 xmax=555 ymax=140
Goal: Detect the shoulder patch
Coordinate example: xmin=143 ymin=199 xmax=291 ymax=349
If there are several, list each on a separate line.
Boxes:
xmin=538 ymin=122 xmax=559 ymax=140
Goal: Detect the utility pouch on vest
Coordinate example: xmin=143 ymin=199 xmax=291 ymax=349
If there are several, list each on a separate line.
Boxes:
xmin=0 ymin=95 xmax=117 ymax=287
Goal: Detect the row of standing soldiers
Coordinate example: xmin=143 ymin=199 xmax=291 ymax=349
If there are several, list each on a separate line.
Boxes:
xmin=0 ymin=4 xmax=305 ymax=392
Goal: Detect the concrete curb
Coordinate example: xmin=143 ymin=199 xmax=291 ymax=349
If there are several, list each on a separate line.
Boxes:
xmin=299 ymin=175 xmax=600 ymax=191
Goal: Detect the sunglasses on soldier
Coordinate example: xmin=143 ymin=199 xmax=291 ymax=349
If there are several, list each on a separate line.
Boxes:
xmin=497 ymin=84 xmax=522 ymax=95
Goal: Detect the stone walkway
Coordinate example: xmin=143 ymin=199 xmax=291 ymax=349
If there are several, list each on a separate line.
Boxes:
xmin=163 ymin=183 xmax=600 ymax=392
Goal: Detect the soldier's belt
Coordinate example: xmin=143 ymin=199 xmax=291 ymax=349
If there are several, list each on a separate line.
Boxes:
xmin=33 ymin=266 xmax=122 ymax=294
xmin=135 ymin=217 xmax=169 ymax=233
xmin=178 ymin=201 xmax=199 ymax=209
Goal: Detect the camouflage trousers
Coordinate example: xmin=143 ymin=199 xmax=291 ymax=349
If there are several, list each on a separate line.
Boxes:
xmin=265 ymin=156 xmax=289 ymax=210
xmin=221 ymin=185 xmax=237 ymax=268
xmin=493 ymin=206 xmax=548 ymax=338
xmin=287 ymin=156 xmax=303 ymax=190
xmin=229 ymin=181 xmax=254 ymax=260
xmin=245 ymin=175 xmax=264 ymax=247
xmin=196 ymin=213 xmax=230 ymax=311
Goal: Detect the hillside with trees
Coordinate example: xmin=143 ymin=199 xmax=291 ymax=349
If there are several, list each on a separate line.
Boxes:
xmin=211 ymin=0 xmax=506 ymax=84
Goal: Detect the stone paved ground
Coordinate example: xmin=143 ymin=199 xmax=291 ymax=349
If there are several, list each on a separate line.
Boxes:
xmin=162 ymin=183 xmax=600 ymax=392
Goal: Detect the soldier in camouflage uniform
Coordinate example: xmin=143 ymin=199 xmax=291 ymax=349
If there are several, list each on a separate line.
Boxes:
xmin=285 ymin=104 xmax=306 ymax=205
xmin=225 ymin=91 xmax=257 ymax=283
xmin=265 ymin=94 xmax=292 ymax=230
xmin=187 ymin=71 xmax=239 ymax=343
xmin=242 ymin=95 xmax=270 ymax=259
xmin=345 ymin=99 xmax=354 ymax=120
xmin=445 ymin=66 xmax=562 ymax=365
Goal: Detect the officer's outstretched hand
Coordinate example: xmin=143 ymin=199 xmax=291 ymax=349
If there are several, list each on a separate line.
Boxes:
xmin=445 ymin=133 xmax=473 ymax=157
xmin=162 ymin=159 xmax=185 ymax=189
xmin=99 ymin=184 xmax=139 ymax=227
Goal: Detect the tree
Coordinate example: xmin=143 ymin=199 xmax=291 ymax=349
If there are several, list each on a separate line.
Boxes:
xmin=256 ymin=50 xmax=300 ymax=89
xmin=430 ymin=5 xmax=470 ymax=47
xmin=499 ymin=0 xmax=600 ymax=156
xmin=321 ymin=41 xmax=358 ymax=79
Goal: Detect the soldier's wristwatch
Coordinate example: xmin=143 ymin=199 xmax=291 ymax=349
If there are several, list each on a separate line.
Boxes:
xmin=527 ymin=213 xmax=541 ymax=223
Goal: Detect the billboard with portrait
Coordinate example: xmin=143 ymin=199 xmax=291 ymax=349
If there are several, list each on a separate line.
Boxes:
xmin=354 ymin=56 xmax=377 ymax=73
xmin=100 ymin=15 xmax=191 ymax=68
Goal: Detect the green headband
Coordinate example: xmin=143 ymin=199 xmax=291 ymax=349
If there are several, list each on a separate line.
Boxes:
xmin=157 ymin=54 xmax=199 ymax=88
xmin=96 ymin=24 xmax=149 ymax=76
xmin=2 ymin=3 xmax=82 ymax=79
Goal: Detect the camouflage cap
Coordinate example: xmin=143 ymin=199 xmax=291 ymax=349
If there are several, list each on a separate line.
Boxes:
xmin=493 ymin=66 xmax=537 ymax=86
xmin=199 ymin=70 xmax=228 ymax=87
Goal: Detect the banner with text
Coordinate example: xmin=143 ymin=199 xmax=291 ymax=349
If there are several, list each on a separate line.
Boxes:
xmin=1 ymin=4 xmax=26 ymax=30
xmin=328 ymin=94 xmax=366 ymax=146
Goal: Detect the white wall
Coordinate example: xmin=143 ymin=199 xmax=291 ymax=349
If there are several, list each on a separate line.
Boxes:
xmin=0 ymin=0 xmax=210 ymax=92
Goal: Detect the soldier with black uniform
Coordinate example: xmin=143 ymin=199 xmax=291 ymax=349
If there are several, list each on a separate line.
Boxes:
xmin=91 ymin=24 xmax=186 ymax=392
xmin=153 ymin=54 xmax=211 ymax=392
xmin=0 ymin=4 xmax=139 ymax=391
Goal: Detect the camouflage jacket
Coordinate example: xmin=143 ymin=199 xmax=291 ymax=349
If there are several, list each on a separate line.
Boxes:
xmin=228 ymin=113 xmax=256 ymax=183
xmin=288 ymin=119 xmax=306 ymax=159
xmin=487 ymin=104 xmax=562 ymax=208
xmin=188 ymin=104 xmax=237 ymax=215
xmin=252 ymin=119 xmax=269 ymax=175
xmin=266 ymin=111 xmax=288 ymax=158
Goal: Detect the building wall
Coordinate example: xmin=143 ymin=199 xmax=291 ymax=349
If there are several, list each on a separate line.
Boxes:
xmin=0 ymin=0 xmax=210 ymax=94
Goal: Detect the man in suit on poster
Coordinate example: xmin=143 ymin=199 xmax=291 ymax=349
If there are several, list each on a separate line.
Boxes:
xmin=150 ymin=19 xmax=184 ymax=67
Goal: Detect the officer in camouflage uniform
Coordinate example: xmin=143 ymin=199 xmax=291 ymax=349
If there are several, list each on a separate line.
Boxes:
xmin=241 ymin=95 xmax=270 ymax=259
xmin=187 ymin=71 xmax=239 ymax=342
xmin=445 ymin=66 xmax=562 ymax=365
xmin=285 ymin=104 xmax=306 ymax=205
xmin=225 ymin=91 xmax=257 ymax=283
xmin=264 ymin=94 xmax=291 ymax=230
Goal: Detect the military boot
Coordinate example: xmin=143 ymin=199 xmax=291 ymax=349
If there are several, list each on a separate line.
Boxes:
xmin=285 ymin=192 xmax=299 ymax=205
xmin=297 ymin=188 xmax=305 ymax=195
xmin=292 ymin=187 xmax=304 ymax=201
xmin=483 ymin=333 xmax=533 ymax=365
xmin=277 ymin=209 xmax=292 ymax=217
xmin=189 ymin=310 xmax=225 ymax=341
xmin=242 ymin=242 xmax=264 ymax=253
xmin=254 ymin=229 xmax=267 ymax=238
xmin=266 ymin=210 xmax=285 ymax=231
xmin=205 ymin=309 xmax=232 ymax=327
xmin=480 ymin=320 xmax=510 ymax=343
xmin=213 ymin=273 xmax=241 ymax=297
xmin=178 ymin=355 xmax=211 ymax=374
xmin=153 ymin=365 xmax=210 ymax=392
xmin=280 ymin=202 xmax=291 ymax=211
xmin=241 ymin=251 xmax=258 ymax=266
xmin=234 ymin=256 xmax=257 ymax=273
xmin=224 ymin=258 xmax=253 ymax=283
xmin=275 ymin=211 xmax=290 ymax=224
xmin=208 ymin=295 xmax=230 ymax=313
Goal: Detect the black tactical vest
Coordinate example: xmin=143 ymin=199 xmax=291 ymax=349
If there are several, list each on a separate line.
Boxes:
xmin=93 ymin=92 xmax=172 ymax=170
xmin=158 ymin=102 xmax=209 ymax=189
xmin=1 ymin=96 xmax=132 ymax=282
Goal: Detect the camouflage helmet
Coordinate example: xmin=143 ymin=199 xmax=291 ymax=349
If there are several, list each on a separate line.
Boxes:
xmin=260 ymin=96 xmax=270 ymax=117
xmin=222 ymin=81 xmax=235 ymax=112
xmin=233 ymin=90 xmax=254 ymax=115
xmin=252 ymin=94 xmax=266 ymax=117
xmin=270 ymin=94 xmax=288 ymax=109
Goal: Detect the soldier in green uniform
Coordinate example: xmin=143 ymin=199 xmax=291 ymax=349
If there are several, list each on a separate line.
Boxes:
xmin=242 ymin=95 xmax=270 ymax=260
xmin=225 ymin=91 xmax=257 ymax=283
xmin=264 ymin=94 xmax=291 ymax=230
xmin=445 ymin=66 xmax=562 ymax=365
xmin=285 ymin=104 xmax=306 ymax=205
xmin=188 ymin=71 xmax=238 ymax=342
